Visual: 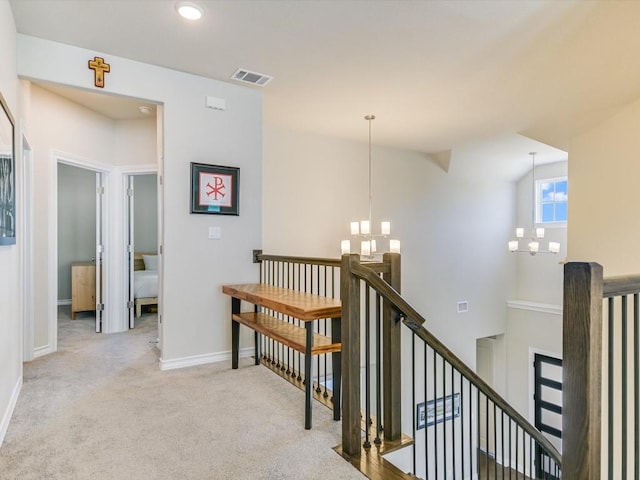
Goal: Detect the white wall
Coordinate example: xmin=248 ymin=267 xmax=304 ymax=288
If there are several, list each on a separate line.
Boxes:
xmin=514 ymin=161 xmax=568 ymax=304
xmin=18 ymin=35 xmax=262 ymax=364
xmin=263 ymin=124 xmax=515 ymax=367
xmin=569 ymin=96 xmax=640 ymax=276
xmin=503 ymin=160 xmax=567 ymax=421
xmin=114 ymin=118 xmax=156 ymax=167
xmin=0 ymin=0 xmax=21 ymax=448
xmin=26 ymin=83 xmax=115 ymax=348
xmin=506 ymin=305 xmax=562 ymax=416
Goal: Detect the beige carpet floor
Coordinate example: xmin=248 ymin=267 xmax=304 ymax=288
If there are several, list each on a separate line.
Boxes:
xmin=0 ymin=307 xmax=364 ymax=480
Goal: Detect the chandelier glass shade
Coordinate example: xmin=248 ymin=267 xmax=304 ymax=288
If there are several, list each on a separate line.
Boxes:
xmin=341 ymin=115 xmax=400 ymax=259
xmin=509 ymin=152 xmax=560 ymax=256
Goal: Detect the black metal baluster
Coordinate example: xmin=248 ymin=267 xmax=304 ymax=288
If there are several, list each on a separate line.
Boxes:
xmin=411 ymin=333 xmax=416 ymax=474
xmin=452 ymin=366 xmax=456 ymax=479
xmin=622 ymin=294 xmax=628 ymax=480
xmin=375 ymin=293 xmax=382 ymax=443
xmin=522 ymin=424 xmax=525 ymax=480
xmin=297 ymin=263 xmax=302 ymax=381
xmin=434 ymin=349 xmax=439 ymax=480
xmin=509 ymin=417 xmax=512 ymax=480
xmin=529 ymin=436 xmax=533 ymax=479
xmin=323 ymin=265 xmax=329 ymax=398
xmin=278 ymin=262 xmax=284 ymax=372
xmin=515 ymin=425 xmax=519 ymax=480
xmin=500 ymin=409 xmax=504 ymax=478
xmin=364 ymin=286 xmax=371 ymax=448
xmin=424 ymin=342 xmax=429 ymax=478
xmin=461 ymin=376 xmax=465 ymax=480
xmin=501 ymin=410 xmax=505 ymax=479
xmin=330 ymin=266 xmax=336 ymax=403
xmin=470 ymin=380 xmax=473 ymax=478
xmin=608 ymin=297 xmax=614 ymax=480
xmin=635 ymin=293 xmax=639 ymax=480
xmin=286 ymin=262 xmax=291 ymax=375
xmin=485 ymin=395 xmax=489 ymax=480
xmin=443 ymin=358 xmax=447 ymax=477
xmin=493 ymin=401 xmax=497 ymax=480
xmin=476 ymin=388 xmax=480 ymax=480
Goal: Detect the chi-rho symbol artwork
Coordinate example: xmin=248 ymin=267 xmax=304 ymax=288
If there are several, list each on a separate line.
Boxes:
xmin=199 ymin=172 xmax=233 ymax=208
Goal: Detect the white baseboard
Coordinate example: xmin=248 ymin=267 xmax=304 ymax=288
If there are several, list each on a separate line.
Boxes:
xmin=0 ymin=376 xmax=23 ymax=449
xmin=57 ymin=299 xmax=71 ymax=306
xmin=33 ymin=344 xmax=53 ymax=359
xmin=159 ymin=347 xmax=254 ymax=371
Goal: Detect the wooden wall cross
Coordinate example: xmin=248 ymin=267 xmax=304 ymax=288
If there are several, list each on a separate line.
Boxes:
xmin=88 ymin=56 xmax=110 ymax=88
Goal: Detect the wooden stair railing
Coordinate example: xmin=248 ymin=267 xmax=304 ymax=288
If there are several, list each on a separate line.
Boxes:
xmin=564 ymin=262 xmax=640 ymax=479
xmin=341 ymin=253 xmax=562 ymax=478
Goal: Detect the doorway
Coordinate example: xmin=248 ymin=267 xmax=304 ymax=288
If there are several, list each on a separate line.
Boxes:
xmin=24 ymin=80 xmax=162 ymax=358
xmin=126 ymin=173 xmax=158 ymax=329
xmin=57 ymin=161 xmax=107 ymax=334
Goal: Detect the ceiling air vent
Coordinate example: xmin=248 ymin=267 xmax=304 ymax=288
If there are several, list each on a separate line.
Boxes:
xmin=230 ymin=68 xmax=273 ymax=87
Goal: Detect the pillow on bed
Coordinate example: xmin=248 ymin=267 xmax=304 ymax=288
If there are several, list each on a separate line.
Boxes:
xmin=142 ymin=254 xmax=158 ymax=271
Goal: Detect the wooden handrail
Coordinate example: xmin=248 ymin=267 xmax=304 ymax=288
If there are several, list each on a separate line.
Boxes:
xmin=349 ymin=260 xmax=563 ymax=467
xmin=256 ymin=253 xmax=391 ymax=274
xmin=257 ymin=253 xmax=342 ymax=267
xmin=603 ymin=273 xmax=640 ymax=298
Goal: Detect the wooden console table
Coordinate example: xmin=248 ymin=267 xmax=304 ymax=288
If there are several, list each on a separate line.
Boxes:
xmin=222 ymin=283 xmax=342 ymax=429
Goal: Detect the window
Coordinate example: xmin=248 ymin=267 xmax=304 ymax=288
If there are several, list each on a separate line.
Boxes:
xmin=536 ymin=177 xmax=568 ymax=224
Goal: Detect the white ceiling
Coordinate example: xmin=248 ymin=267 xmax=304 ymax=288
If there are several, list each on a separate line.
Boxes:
xmin=10 ymin=0 xmax=640 ymax=179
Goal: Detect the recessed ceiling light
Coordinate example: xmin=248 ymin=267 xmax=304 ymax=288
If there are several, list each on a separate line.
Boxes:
xmin=138 ymin=106 xmax=152 ymax=115
xmin=176 ymin=1 xmax=203 ymax=21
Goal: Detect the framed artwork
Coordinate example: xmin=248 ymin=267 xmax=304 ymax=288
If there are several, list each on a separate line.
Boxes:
xmin=416 ymin=393 xmax=460 ymax=430
xmin=190 ymin=163 xmax=239 ymax=215
xmin=0 ymin=92 xmax=15 ymax=246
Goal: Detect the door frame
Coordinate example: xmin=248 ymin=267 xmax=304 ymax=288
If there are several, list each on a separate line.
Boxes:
xmin=49 ymin=151 xmax=112 ymax=350
xmin=121 ymin=166 xmax=158 ymax=330
xmin=21 ymin=132 xmax=34 ymax=361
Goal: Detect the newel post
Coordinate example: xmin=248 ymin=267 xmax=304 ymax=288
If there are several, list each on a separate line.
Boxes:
xmin=382 ymin=252 xmax=402 ymax=440
xmin=563 ymin=262 xmax=603 ymax=479
xmin=341 ymin=253 xmax=361 ymax=456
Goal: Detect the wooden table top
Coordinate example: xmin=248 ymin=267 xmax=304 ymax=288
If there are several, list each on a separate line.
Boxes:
xmin=222 ymin=283 xmax=342 ymax=321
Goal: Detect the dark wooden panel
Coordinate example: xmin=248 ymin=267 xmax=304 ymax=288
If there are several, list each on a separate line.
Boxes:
xmin=562 ymin=262 xmax=603 ymax=479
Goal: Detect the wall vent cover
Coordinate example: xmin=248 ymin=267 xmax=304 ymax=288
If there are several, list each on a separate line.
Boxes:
xmin=230 ymin=68 xmax=273 ymax=87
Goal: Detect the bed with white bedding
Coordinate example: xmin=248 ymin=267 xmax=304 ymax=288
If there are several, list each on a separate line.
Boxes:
xmin=134 ymin=253 xmax=158 ymax=316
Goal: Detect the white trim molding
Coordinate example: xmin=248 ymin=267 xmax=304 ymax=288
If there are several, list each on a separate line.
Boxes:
xmin=507 ymin=300 xmax=562 ymax=316
xmin=159 ymin=347 xmax=254 ymax=371
xmin=0 ymin=376 xmax=22 ymax=448
xmin=33 ymin=344 xmax=53 ymax=359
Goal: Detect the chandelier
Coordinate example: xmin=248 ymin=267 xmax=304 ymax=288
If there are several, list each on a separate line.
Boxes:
xmin=341 ymin=115 xmax=400 ymax=259
xmin=508 ymin=152 xmax=560 ymax=255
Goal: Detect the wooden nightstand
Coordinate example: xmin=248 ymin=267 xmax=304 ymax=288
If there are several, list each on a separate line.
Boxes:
xmin=71 ymin=262 xmax=96 ymax=319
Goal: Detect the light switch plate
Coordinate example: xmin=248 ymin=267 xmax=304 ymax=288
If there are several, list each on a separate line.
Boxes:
xmin=208 ymin=226 xmax=222 ymax=239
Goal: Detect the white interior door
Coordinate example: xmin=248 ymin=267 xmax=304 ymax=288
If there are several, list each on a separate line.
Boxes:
xmin=95 ymin=172 xmax=105 ymax=333
xmin=127 ymin=175 xmax=135 ymax=328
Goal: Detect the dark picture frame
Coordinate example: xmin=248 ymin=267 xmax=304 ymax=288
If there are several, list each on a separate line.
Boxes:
xmin=416 ymin=393 xmax=461 ymax=430
xmin=190 ymin=162 xmax=239 ymax=215
xmin=0 ymin=92 xmax=15 ymax=246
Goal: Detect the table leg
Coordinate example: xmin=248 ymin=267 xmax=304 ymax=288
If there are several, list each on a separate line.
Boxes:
xmin=331 ymin=317 xmax=342 ymax=421
xmin=254 ymin=331 xmax=261 ymax=365
xmin=305 ymin=321 xmax=313 ymax=430
xmin=231 ymin=297 xmax=240 ymax=369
